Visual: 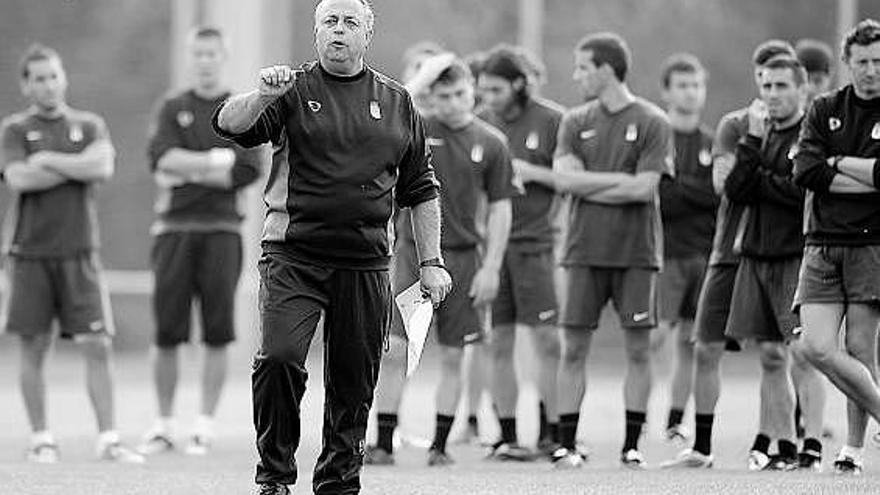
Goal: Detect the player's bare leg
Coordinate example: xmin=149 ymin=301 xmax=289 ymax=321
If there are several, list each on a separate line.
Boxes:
xmin=789 ymin=343 xmax=826 ymax=469
xmin=667 ymin=321 xmax=695 ymax=443
xmin=185 ymin=344 xmax=228 ymax=455
xmin=429 ymin=345 xmax=464 ymax=465
xmin=154 ymin=347 xmax=179 ymax=420
xmin=621 ymin=328 xmax=652 ymax=468
xmin=758 ymin=342 xmax=797 ymax=469
xmin=489 ymin=323 xmax=528 ymax=458
xmin=553 ymin=328 xmax=592 ymax=468
xmin=366 ymin=335 xmax=406 ymax=465
xmin=533 ymin=323 xmax=561 ymax=452
xmin=19 ymin=333 xmax=58 ymax=463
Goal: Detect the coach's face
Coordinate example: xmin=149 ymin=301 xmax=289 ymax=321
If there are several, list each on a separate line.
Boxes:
xmin=573 ymin=49 xmax=603 ymax=100
xmin=759 ymin=67 xmax=804 ymax=121
xmin=21 ymin=57 xmax=67 ymax=112
xmin=190 ymin=36 xmax=226 ymax=90
xmin=431 ymin=78 xmax=475 ymax=128
xmin=314 ymin=0 xmax=372 ymax=75
xmin=848 ymin=41 xmax=880 ymax=99
xmin=664 ymin=71 xmax=706 ymax=115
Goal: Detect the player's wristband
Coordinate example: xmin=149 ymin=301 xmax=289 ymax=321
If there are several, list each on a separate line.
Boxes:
xmin=209 ymin=148 xmax=236 ymax=168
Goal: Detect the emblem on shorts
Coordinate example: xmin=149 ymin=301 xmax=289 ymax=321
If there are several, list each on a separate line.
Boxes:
xmin=463 ymin=332 xmax=482 ymax=344
xmin=525 ymin=131 xmax=540 ymax=150
xmin=307 ymin=100 xmax=322 ymax=113
xmin=828 ymin=117 xmax=841 ymax=131
xmin=698 ymin=149 xmax=712 ymax=167
xmin=426 ymin=137 xmax=444 ymax=147
xmin=633 ymin=312 xmax=650 ymax=322
xmin=176 ymin=110 xmax=194 ymax=128
xmin=538 ymin=310 xmax=557 ymax=322
xmin=25 ymin=130 xmax=42 ymax=142
xmin=470 ymin=144 xmax=484 ymax=163
xmin=69 ymin=125 xmax=83 ymax=143
xmin=787 ymin=144 xmax=799 ymax=160
xmin=369 ymin=100 xmax=382 ymax=120
xmin=872 ymin=122 xmax=880 ymax=140
xmin=89 ymin=320 xmax=105 ymax=332
xmin=579 ymin=129 xmax=596 ymax=140
xmin=625 ymin=123 xmax=638 ymax=142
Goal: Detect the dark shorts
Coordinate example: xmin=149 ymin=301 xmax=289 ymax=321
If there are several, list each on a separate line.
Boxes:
xmin=659 ymin=255 xmax=708 ymax=322
xmin=492 ymin=244 xmax=557 ymax=326
xmin=793 ymin=245 xmax=880 ymax=310
xmin=152 ymin=232 xmax=242 ymax=348
xmin=560 ymin=266 xmax=657 ymax=330
xmin=725 ymin=257 xmax=801 ymax=342
xmin=4 ymin=253 xmax=113 ymax=339
xmin=694 ymin=264 xmax=737 ymax=344
xmin=389 ymin=241 xmax=483 ymax=347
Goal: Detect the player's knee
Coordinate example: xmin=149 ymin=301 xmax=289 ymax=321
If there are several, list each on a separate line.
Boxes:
xmin=78 ymin=335 xmax=111 ymax=363
xmin=800 ymin=337 xmax=833 ymax=368
xmin=439 ymin=346 xmax=463 ymax=371
xmin=626 ymin=344 xmax=651 ymax=367
xmin=561 ymin=334 xmax=589 ymax=364
xmin=259 ymin=340 xmax=309 ymax=367
xmin=758 ymin=343 xmax=787 ymax=371
xmin=695 ymin=342 xmax=723 ymax=371
xmin=490 ymin=329 xmax=515 ymax=360
xmin=535 ymin=331 xmax=560 ymax=360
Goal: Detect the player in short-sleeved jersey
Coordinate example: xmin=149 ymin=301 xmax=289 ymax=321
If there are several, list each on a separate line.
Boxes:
xmin=549 ymin=33 xmax=671 ymax=469
xmin=475 ymin=45 xmax=566 ymax=459
xmin=137 ymin=27 xmax=263 ymax=458
xmin=0 ymin=45 xmax=143 ymax=464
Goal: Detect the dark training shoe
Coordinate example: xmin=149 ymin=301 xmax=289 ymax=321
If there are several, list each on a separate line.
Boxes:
xmin=763 ymin=454 xmax=798 ymax=471
xmin=363 ymin=445 xmax=395 ymax=466
xmin=427 ymin=448 xmax=454 ymax=467
xmin=798 ymin=450 xmax=822 ymax=472
xmin=256 ymin=483 xmax=290 ymax=495
xmin=487 ymin=442 xmax=535 ymax=461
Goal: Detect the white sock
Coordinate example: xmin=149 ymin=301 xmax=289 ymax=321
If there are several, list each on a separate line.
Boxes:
xmin=97 ymin=430 xmax=120 ymax=448
xmin=192 ymin=415 xmax=214 ymax=438
xmin=154 ymin=416 xmax=175 ymax=435
xmin=840 ymin=445 xmax=864 ymax=462
xmin=31 ymin=430 xmax=55 ymax=446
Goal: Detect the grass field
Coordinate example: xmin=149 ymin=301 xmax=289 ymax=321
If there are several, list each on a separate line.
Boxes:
xmin=0 ymin=331 xmax=879 ymax=495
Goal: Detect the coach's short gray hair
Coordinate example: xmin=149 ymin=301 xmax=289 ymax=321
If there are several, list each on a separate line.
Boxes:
xmin=315 ymin=0 xmax=375 ymax=32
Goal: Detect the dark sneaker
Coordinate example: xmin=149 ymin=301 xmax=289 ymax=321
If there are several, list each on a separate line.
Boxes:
xmin=763 ymin=454 xmax=798 ymax=471
xmin=537 ymin=437 xmax=562 ymax=459
xmin=427 ymin=448 xmax=454 ymax=467
xmin=833 ymin=453 xmax=863 ymax=476
xmin=256 ymin=483 xmax=290 ymax=495
xmin=364 ymin=445 xmax=395 ymax=466
xmin=551 ymin=447 xmax=586 ymax=469
xmin=620 ymin=449 xmax=646 ymax=470
xmin=798 ymin=450 xmax=822 ymax=472
xmin=487 ymin=442 xmax=534 ymax=461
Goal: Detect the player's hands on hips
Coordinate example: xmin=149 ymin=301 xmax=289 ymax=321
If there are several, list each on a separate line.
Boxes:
xmin=746 ymin=98 xmax=768 ymax=137
xmin=420 ymin=266 xmax=452 ymax=308
xmin=258 ymin=65 xmax=296 ymax=97
xmin=469 ymin=266 xmax=500 ymax=308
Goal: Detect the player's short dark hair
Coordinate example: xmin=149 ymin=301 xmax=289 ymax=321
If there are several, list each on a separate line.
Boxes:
xmin=796 ymin=39 xmax=833 ymax=75
xmin=762 ymin=55 xmax=807 ymax=86
xmin=660 ymin=52 xmax=707 ymax=88
xmin=752 ymin=39 xmax=795 ymax=66
xmin=576 ymin=32 xmax=631 ymax=82
xmin=19 ymin=43 xmax=62 ymax=80
xmin=431 ymin=59 xmax=472 ymax=89
xmin=193 ymin=26 xmax=224 ymax=41
xmin=841 ymin=18 xmax=880 ymax=62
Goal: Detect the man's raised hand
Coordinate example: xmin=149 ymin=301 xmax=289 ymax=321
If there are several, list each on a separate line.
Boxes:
xmin=258 ymin=65 xmax=296 ymax=97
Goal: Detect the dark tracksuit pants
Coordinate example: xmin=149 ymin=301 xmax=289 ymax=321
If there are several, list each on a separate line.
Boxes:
xmin=253 ymin=252 xmax=391 ymax=494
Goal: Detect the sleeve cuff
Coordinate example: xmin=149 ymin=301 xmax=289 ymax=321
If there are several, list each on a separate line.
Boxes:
xmin=873 ymin=158 xmax=880 ymax=189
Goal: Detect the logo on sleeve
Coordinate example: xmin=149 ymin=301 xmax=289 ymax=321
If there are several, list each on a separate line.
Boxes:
xmin=25 ymin=130 xmax=42 ymax=142
xmin=68 ymin=124 xmax=83 ymax=143
xmin=828 ymin=117 xmax=841 ymax=132
xmin=470 ymin=144 xmax=484 ymax=163
xmin=426 ymin=137 xmax=444 ymax=147
xmin=370 ymin=101 xmax=382 ymax=120
xmin=698 ymin=149 xmax=712 ymax=167
xmin=872 ymin=122 xmax=880 ymax=140
xmin=625 ymin=123 xmax=638 ymax=142
xmin=307 ymin=100 xmax=322 ymax=113
xmin=525 ymin=131 xmax=540 ymax=150
xmin=176 ymin=110 xmax=194 ymax=128
xmin=579 ymin=129 xmax=596 ymax=140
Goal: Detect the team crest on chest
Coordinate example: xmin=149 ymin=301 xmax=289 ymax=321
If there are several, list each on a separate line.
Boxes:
xmin=698 ymin=148 xmax=712 ymax=167
xmin=625 ymin=123 xmax=638 ymax=142
xmin=872 ymin=122 xmax=880 ymax=140
xmin=25 ymin=130 xmax=42 ymax=142
xmin=177 ymin=110 xmax=194 ymax=128
xmin=828 ymin=117 xmax=841 ymax=132
xmin=307 ymin=100 xmax=322 ymax=113
xmin=370 ymin=101 xmax=382 ymax=120
xmin=68 ymin=124 xmax=83 ymax=143
xmin=471 ymin=144 xmax=484 ymax=163
xmin=525 ymin=131 xmax=539 ymax=150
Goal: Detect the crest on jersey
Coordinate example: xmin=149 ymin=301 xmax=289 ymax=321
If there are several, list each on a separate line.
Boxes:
xmin=872 ymin=122 xmax=880 ymax=140
xmin=25 ymin=130 xmax=42 ymax=142
xmin=470 ymin=144 xmax=484 ymax=163
xmin=426 ymin=137 xmax=444 ymax=147
xmin=176 ymin=110 xmax=194 ymax=128
xmin=308 ymin=100 xmax=322 ymax=113
xmin=525 ymin=131 xmax=539 ymax=150
xmin=828 ymin=117 xmax=841 ymax=132
xmin=370 ymin=101 xmax=382 ymax=120
xmin=625 ymin=123 xmax=638 ymax=142
xmin=698 ymin=148 xmax=712 ymax=167
xmin=579 ymin=129 xmax=596 ymax=140
xmin=69 ymin=125 xmax=83 ymax=143
xmin=787 ymin=144 xmax=799 ymax=160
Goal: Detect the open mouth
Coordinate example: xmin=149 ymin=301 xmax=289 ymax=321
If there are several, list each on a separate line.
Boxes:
xmin=330 ymin=41 xmax=347 ymax=49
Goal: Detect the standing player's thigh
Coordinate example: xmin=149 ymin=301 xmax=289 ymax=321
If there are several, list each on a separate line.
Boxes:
xmin=491 ymin=251 xmax=516 ymax=327
xmin=724 ymin=259 xmax=780 ymax=342
xmin=658 ymin=258 xmax=688 ymax=324
xmin=613 ymin=268 xmax=657 ymax=330
xmin=559 ymin=266 xmax=609 ymax=331
xmin=56 ymin=253 xmax=112 ymax=339
xmin=694 ymin=264 xmax=738 ymax=344
xmin=3 ymin=257 xmax=55 ymax=336
xmin=151 ymin=233 xmax=197 ymax=347
xmin=508 ymin=246 xmax=558 ymax=326
xmin=195 ymin=232 xmax=243 ymax=347
xmin=842 ymin=245 xmax=880 ymax=305
xmin=389 ymin=238 xmax=420 ymax=341
xmin=681 ymin=256 xmax=709 ymax=321
xmin=766 ymin=257 xmax=801 ymax=341
xmin=435 ymin=249 xmax=482 ymax=347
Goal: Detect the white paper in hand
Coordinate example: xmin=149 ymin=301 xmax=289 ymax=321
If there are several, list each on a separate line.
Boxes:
xmin=394 ymin=282 xmax=434 ymax=377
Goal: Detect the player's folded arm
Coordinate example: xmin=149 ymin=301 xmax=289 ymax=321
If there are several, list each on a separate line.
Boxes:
xmin=724 ymin=137 xmax=763 ymax=204
xmin=792 ymin=102 xmax=837 ymax=193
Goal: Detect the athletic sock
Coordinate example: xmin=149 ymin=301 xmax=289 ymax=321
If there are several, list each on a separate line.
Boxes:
xmin=376 ymin=413 xmax=398 ymax=453
xmin=751 ymin=433 xmax=771 ymax=454
xmin=667 ymin=408 xmax=685 ymax=429
xmin=778 ymin=439 xmax=798 ymax=460
xmin=431 ymin=414 xmax=455 ymax=453
xmin=31 ymin=430 xmax=55 ymax=446
xmin=192 ymin=414 xmax=215 ymax=439
xmin=499 ymin=417 xmax=517 ymax=445
xmin=538 ymin=401 xmax=548 ymax=440
xmin=97 ymin=430 xmax=121 ymax=449
xmin=802 ymin=437 xmax=822 ymax=455
xmin=623 ymin=410 xmax=647 ymax=452
xmin=693 ymin=413 xmax=714 ymax=456
xmin=548 ymin=422 xmax=559 ymax=443
xmin=559 ymin=413 xmax=579 ymax=450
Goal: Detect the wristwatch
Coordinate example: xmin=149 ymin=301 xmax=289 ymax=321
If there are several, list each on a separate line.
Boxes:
xmin=419 ymin=257 xmax=446 ymax=269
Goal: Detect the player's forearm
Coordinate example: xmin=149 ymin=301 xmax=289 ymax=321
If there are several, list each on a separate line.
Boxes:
xmin=481 ymin=200 xmax=512 ymax=272
xmin=516 ymin=160 xmax=557 ymax=189
xmin=828 ymin=173 xmax=878 ymax=193
xmin=837 ymin=156 xmax=877 ymax=187
xmin=410 ymin=197 xmax=442 ymax=262
xmin=39 ymin=141 xmax=114 ymax=181
xmin=587 ymin=173 xmax=660 ymax=204
xmin=712 ymin=154 xmax=735 ymax=195
xmin=554 ymin=170 xmax=628 ymax=196
xmin=193 ymin=165 xmax=234 ymax=189
xmin=4 ymin=162 xmax=67 ymax=192
xmin=217 ymin=90 xmax=275 ymax=134
xmin=156 ymin=148 xmax=213 ymax=177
